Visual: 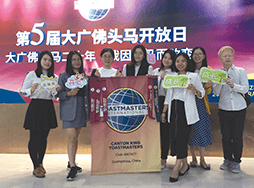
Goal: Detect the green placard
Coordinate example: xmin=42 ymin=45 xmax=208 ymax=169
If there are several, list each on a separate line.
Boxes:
xmin=199 ymin=67 xmax=227 ymax=84
xmin=162 ymin=75 xmax=189 ymax=88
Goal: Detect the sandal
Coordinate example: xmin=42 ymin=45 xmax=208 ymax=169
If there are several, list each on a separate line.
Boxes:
xmin=200 ymin=160 xmax=211 ymax=170
xmin=190 ymin=160 xmax=198 ymax=168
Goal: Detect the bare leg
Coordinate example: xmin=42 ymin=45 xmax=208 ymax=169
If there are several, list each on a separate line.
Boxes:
xmin=199 ymin=147 xmax=210 ymax=168
xmin=67 ymin=128 xmax=81 ymax=167
xmin=171 ymin=159 xmax=183 ymax=178
xmin=179 ymin=157 xmax=189 ymax=174
xmin=189 ymin=146 xmax=197 ymax=166
xmin=74 ymin=128 xmax=81 ymax=157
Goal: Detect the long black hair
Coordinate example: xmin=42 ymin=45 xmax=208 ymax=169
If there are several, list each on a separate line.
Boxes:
xmin=128 ymin=44 xmax=149 ymax=66
xmin=35 ymin=51 xmax=55 ymax=78
xmin=191 ymin=46 xmax=208 ymax=69
xmin=172 ymin=52 xmax=195 ymax=73
xmin=159 ymin=49 xmax=176 ymax=71
xmin=66 ymin=51 xmax=85 ymax=75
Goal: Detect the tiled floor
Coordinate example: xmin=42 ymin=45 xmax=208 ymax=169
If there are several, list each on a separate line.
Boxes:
xmin=1 ymin=154 xmax=254 ymax=188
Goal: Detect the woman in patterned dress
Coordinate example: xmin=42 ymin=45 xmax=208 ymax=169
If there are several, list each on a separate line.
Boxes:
xmin=188 ymin=47 xmax=213 ymax=170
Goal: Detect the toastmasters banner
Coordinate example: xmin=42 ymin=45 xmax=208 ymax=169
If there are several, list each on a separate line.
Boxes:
xmin=90 ymin=76 xmax=160 ymax=175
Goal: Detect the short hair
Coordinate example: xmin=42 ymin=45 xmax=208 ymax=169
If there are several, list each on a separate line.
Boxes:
xmin=172 ymin=52 xmax=195 ymax=72
xmin=35 ymin=51 xmax=55 ymax=78
xmin=218 ymin=46 xmax=235 ymax=57
xmin=159 ymin=49 xmax=176 ymax=71
xmin=100 ymin=47 xmax=115 ymax=59
xmin=66 ymin=51 xmax=84 ymax=75
xmin=191 ymin=46 xmax=207 ymax=68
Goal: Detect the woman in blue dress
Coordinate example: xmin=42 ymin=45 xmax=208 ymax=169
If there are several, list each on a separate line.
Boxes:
xmin=188 ymin=47 xmax=213 ymax=170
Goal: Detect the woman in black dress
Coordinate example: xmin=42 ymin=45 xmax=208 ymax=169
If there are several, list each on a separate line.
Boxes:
xmin=20 ymin=51 xmax=60 ymax=178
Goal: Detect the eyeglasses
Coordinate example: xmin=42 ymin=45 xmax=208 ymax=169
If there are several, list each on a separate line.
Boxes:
xmin=102 ymin=55 xmax=113 ymax=59
xmin=134 ymin=52 xmax=143 ymax=56
xmin=72 ymin=58 xmax=81 ymax=62
xmin=193 ymin=53 xmax=203 ymax=57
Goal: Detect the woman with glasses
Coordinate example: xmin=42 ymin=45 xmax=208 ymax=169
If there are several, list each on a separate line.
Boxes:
xmin=188 ymin=47 xmax=213 ymax=170
xmin=122 ymin=44 xmax=153 ymax=76
xmin=57 ymin=51 xmax=90 ymax=181
xmin=91 ymin=48 xmax=122 ymax=77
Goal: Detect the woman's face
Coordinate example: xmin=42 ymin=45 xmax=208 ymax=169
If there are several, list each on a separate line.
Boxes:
xmin=101 ymin=51 xmax=114 ymax=67
xmin=175 ymin=55 xmax=188 ymax=72
xmin=134 ymin=48 xmax=144 ymax=64
xmin=71 ymin=54 xmax=82 ymax=70
xmin=192 ymin=48 xmax=205 ymax=64
xmin=41 ymin=54 xmax=52 ymax=71
xmin=162 ymin=53 xmax=173 ymax=69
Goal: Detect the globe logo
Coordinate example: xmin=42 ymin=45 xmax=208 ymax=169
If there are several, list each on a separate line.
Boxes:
xmin=74 ymin=0 xmax=114 ymax=21
xmin=107 ymin=88 xmax=148 ymax=133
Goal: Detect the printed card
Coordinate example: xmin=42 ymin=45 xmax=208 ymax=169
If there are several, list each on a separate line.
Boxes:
xmin=163 ymin=75 xmax=189 ymax=88
xmin=65 ymin=72 xmax=87 ymax=89
xmin=199 ymin=67 xmax=227 ymax=84
xmin=40 ymin=75 xmax=58 ymax=95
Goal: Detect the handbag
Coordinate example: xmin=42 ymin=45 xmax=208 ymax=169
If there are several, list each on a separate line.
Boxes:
xmin=240 ymin=93 xmax=251 ymax=107
xmin=235 ymin=68 xmax=251 ymax=107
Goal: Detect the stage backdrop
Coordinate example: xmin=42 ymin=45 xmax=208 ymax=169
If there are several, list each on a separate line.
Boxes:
xmin=90 ymin=76 xmax=160 ymax=175
xmin=1 ymin=0 xmax=254 ymax=103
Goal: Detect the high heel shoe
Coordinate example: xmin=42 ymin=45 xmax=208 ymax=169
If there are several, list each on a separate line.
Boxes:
xmin=200 ymin=161 xmax=211 ymax=170
xmin=179 ymin=164 xmax=190 ymax=176
xmin=169 ymin=176 xmax=179 ymax=182
xmin=190 ymin=160 xmax=198 ymax=168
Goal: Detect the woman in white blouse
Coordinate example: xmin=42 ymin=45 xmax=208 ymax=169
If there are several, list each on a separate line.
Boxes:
xmin=161 ymin=52 xmax=205 ymax=183
xmin=91 ymin=48 xmax=122 ymax=77
xmin=153 ymin=49 xmax=176 ymax=170
xmin=123 ymin=44 xmax=153 ymax=76
xmin=20 ymin=51 xmax=61 ymax=178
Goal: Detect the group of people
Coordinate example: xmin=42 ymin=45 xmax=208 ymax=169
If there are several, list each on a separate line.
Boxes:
xmin=158 ymin=46 xmax=248 ymax=182
xmin=20 ymin=44 xmax=249 ymax=182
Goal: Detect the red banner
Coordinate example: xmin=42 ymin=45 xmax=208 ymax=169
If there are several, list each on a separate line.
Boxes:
xmin=90 ymin=76 xmax=160 ymax=175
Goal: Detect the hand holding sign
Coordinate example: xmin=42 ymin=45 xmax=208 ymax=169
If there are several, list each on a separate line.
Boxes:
xmin=67 ymin=87 xmax=79 ymax=97
xmin=186 ymin=83 xmax=196 ymax=93
xmin=224 ymin=77 xmax=234 ymax=88
xmin=162 ymin=75 xmax=189 ymax=88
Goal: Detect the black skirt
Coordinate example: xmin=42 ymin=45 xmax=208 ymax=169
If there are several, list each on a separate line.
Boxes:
xmin=23 ymin=99 xmax=58 ymax=131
